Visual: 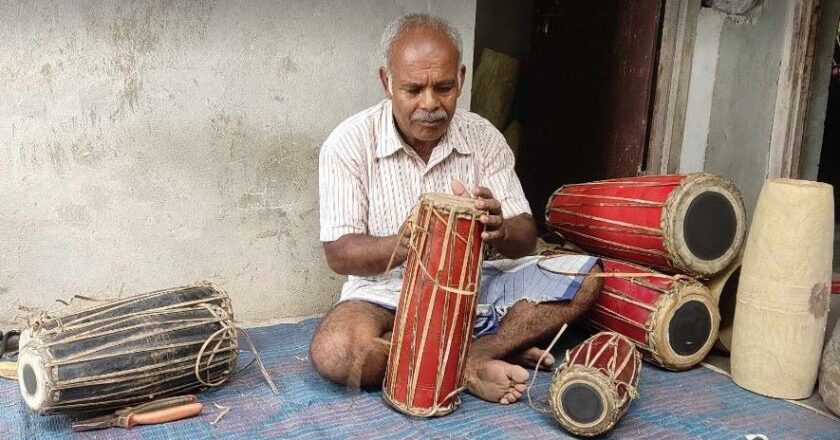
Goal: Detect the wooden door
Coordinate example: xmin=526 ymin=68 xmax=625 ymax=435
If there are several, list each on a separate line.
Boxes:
xmin=518 ymin=0 xmax=664 ymax=224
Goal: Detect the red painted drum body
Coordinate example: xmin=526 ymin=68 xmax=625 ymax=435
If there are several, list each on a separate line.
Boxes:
xmin=590 ymin=257 xmax=719 ymax=370
xmin=383 ymin=193 xmax=485 ymax=417
xmin=550 ymin=332 xmax=642 ymax=437
xmin=545 ymin=173 xmax=746 ymax=277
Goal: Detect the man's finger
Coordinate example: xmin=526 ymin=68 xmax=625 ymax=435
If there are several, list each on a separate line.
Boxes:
xmin=480 ymin=214 xmax=503 ymax=228
xmin=475 ymin=197 xmax=502 ymax=214
xmin=482 ymin=229 xmax=504 ymax=241
xmin=451 ymin=179 xmax=469 ymax=197
xmin=473 ymin=186 xmax=493 ymax=199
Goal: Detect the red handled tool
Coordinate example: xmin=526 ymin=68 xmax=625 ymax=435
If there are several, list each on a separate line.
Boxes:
xmin=72 ymin=395 xmax=203 ymax=432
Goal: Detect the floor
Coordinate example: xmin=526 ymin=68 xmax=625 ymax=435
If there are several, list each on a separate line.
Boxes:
xmin=1 ymin=319 xmax=838 ymax=439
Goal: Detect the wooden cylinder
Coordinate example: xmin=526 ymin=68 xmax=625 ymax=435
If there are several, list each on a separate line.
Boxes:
xmin=704 ymin=261 xmax=741 ymax=352
xmin=731 ymin=179 xmax=834 ymax=399
xmin=820 ymin=320 xmax=840 ymax=416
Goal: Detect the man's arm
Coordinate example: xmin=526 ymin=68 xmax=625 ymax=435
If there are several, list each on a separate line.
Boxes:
xmin=323 ymin=232 xmax=409 ymax=276
xmin=451 ymin=179 xmax=537 ymax=259
xmin=484 ymin=212 xmax=538 ymax=259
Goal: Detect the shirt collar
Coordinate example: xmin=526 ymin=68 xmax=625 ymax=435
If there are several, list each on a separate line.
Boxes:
xmin=376 ymin=99 xmax=472 ymax=159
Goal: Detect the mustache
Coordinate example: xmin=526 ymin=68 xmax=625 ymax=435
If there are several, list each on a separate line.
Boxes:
xmin=410 ymin=109 xmax=449 ymax=123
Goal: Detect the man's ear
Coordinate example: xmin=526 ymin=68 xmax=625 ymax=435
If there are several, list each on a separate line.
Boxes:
xmin=457 ymin=64 xmax=466 ymax=96
xmin=378 ymin=67 xmax=392 ymax=99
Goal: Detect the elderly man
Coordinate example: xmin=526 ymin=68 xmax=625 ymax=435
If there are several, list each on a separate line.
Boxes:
xmin=310 ymin=14 xmax=602 ymax=405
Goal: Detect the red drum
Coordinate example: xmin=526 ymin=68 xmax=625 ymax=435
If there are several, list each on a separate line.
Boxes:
xmin=550 ymin=332 xmax=641 ymax=437
xmin=589 ymin=257 xmax=719 ymax=370
xmin=383 ymin=193 xmax=485 ymax=417
xmin=545 ymin=173 xmax=746 ymax=277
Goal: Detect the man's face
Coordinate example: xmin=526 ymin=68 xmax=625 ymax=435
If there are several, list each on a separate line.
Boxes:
xmin=380 ymin=28 xmax=465 ymax=147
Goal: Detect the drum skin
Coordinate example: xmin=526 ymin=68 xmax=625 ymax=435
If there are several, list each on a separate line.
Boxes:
xmin=18 ymin=285 xmax=238 ymax=414
xmin=545 ymin=173 xmax=746 ymax=277
xmin=550 ymin=332 xmax=641 ymax=437
xmin=383 ymin=193 xmax=484 ymax=417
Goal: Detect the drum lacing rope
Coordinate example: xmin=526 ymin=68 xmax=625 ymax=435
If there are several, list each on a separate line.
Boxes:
xmin=195 ymin=304 xmax=279 ymax=395
xmin=526 ymin=323 xmax=568 ymax=413
xmin=385 ymin=211 xmax=480 ymax=297
xmin=537 ymin=254 xmax=695 ymax=283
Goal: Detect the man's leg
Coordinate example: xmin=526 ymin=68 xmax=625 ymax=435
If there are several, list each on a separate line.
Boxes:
xmin=309 ymin=300 xmax=395 ymax=389
xmin=466 ymin=263 xmax=604 ymax=404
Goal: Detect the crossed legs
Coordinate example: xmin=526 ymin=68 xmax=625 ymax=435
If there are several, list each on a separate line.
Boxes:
xmin=309 ymin=263 xmax=603 ymax=404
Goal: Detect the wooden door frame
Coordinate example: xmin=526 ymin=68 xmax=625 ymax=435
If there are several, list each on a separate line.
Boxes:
xmin=645 ymin=0 xmax=823 ymax=178
xmin=646 ymin=0 xmax=702 ymax=175
xmin=766 ymin=0 xmax=822 ymax=179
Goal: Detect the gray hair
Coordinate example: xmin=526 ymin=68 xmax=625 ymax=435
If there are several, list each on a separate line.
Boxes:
xmin=381 ymin=13 xmax=463 ymax=75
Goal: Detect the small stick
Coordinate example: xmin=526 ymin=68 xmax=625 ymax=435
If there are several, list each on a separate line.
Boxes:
xmin=210 ymin=403 xmax=230 ymax=426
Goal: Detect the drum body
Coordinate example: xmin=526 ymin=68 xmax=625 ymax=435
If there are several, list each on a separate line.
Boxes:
xmin=383 ymin=193 xmax=484 ymax=417
xmin=18 ymin=285 xmax=238 ymax=414
xmin=550 ymin=332 xmax=641 ymax=437
xmin=704 ymin=262 xmax=741 ymax=352
xmin=732 ymin=179 xmax=833 ymax=399
xmin=588 ymin=257 xmax=719 ymax=370
xmin=545 ymin=173 xmax=746 ymax=277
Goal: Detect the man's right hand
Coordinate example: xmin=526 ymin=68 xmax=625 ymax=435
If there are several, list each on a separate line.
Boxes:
xmin=322 ymin=215 xmax=414 ymax=277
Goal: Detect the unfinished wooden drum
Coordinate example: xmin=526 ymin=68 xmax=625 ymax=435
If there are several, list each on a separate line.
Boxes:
xmin=545 ymin=173 xmax=746 ymax=277
xmin=731 ymin=179 xmax=834 ymax=399
xmin=549 ymin=332 xmax=641 ymax=437
xmin=383 ymin=193 xmax=484 ymax=417
xmin=17 ymin=285 xmax=238 ymax=414
xmin=704 ymin=261 xmax=741 ymax=352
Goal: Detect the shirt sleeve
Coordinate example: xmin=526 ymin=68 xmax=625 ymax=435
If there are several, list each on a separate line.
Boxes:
xmin=478 ymin=123 xmax=532 ymax=219
xmin=318 ymin=131 xmax=368 ymax=242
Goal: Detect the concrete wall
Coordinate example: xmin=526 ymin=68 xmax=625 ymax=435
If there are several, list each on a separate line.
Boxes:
xmin=680 ymin=1 xmax=787 ymax=218
xmin=680 ymin=0 xmax=840 ymax=217
xmin=0 ymin=0 xmax=476 ymax=326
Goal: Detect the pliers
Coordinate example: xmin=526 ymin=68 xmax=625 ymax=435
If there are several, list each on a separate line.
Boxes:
xmin=71 ymin=395 xmax=204 ymax=432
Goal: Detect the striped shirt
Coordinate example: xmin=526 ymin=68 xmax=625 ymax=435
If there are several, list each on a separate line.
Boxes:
xmin=319 ymin=99 xmax=532 ymax=307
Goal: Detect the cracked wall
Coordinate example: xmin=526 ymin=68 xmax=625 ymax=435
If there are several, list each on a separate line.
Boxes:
xmin=0 ymin=1 xmax=477 ymax=325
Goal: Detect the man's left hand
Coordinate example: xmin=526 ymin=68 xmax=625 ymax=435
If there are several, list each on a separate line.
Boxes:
xmin=451 ymin=179 xmax=504 ymax=242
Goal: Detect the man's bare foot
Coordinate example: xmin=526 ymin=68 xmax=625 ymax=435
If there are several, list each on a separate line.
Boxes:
xmin=465 ymin=357 xmax=530 ymax=405
xmin=508 ymin=347 xmax=555 ymax=370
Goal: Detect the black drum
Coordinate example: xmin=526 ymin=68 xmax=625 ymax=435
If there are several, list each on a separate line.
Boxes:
xmin=17 ymin=285 xmax=238 ymax=414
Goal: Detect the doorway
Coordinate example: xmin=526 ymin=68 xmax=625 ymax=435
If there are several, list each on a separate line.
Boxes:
xmin=472 ymin=0 xmax=665 ymax=230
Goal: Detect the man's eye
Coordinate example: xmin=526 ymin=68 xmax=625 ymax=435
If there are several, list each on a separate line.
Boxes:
xmin=436 ymin=86 xmax=453 ymax=93
xmin=405 ymin=89 xmax=420 ymax=95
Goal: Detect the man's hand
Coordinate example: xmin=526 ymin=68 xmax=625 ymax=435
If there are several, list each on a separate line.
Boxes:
xmin=451 ymin=179 xmax=505 ymax=242
xmin=323 ymin=216 xmax=413 ymax=277
xmin=451 ymin=178 xmax=537 ymax=259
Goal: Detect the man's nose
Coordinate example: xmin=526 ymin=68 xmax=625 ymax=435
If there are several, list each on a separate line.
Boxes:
xmin=419 ymin=88 xmax=439 ymax=111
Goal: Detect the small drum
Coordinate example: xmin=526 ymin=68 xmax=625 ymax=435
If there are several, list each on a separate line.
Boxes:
xmin=549 ymin=331 xmax=641 ymax=437
xmin=17 ymin=285 xmax=238 ymax=414
xmin=383 ymin=193 xmax=484 ymax=417
xmin=545 ymin=173 xmax=746 ymax=277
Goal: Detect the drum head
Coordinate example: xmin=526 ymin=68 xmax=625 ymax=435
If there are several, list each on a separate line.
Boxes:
xmin=683 ymin=192 xmax=737 ymax=261
xmin=561 ymin=382 xmax=605 ymax=425
xmin=668 ymin=300 xmax=713 ymax=357
xmin=664 ymin=173 xmax=746 ymax=277
xmin=653 ymin=282 xmax=720 ymax=370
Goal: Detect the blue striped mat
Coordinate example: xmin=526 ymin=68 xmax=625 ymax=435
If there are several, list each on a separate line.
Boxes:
xmin=1 ymin=318 xmax=837 ymax=439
